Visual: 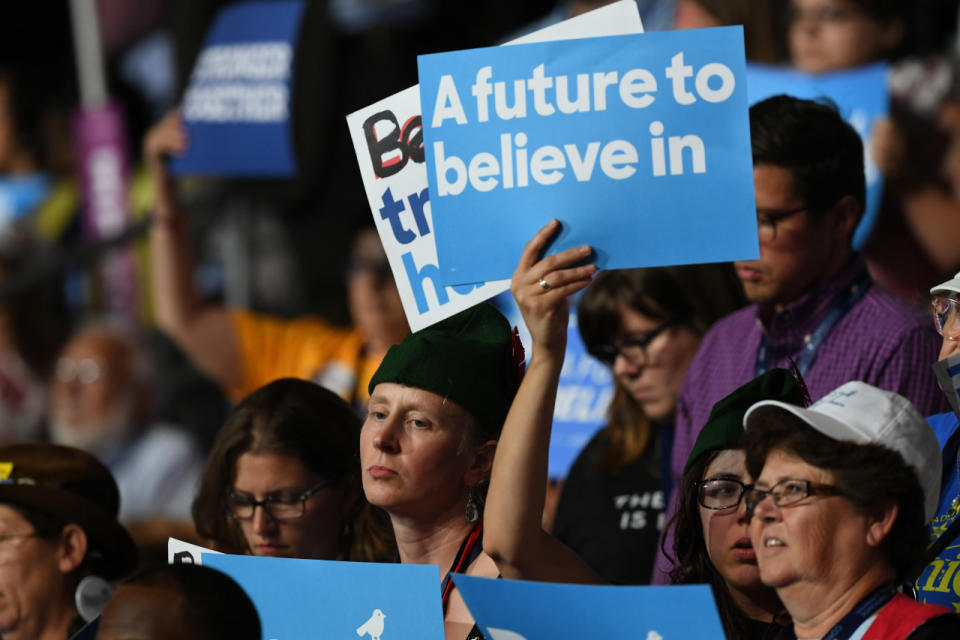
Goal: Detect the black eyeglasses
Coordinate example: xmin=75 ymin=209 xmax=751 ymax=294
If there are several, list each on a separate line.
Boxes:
xmin=591 ymin=318 xmax=681 ymax=366
xmin=224 ymin=480 xmax=334 ymax=521
xmin=695 ymin=478 xmax=753 ymax=510
xmin=745 ymin=478 xmax=843 ymax=512
xmin=756 ymin=206 xmax=810 ymax=242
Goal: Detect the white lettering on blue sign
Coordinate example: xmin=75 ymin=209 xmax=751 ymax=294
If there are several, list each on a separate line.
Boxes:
xmin=183 ymin=42 xmax=292 ymax=123
xmin=427 ymin=52 xmax=735 ymax=197
xmin=193 ymin=43 xmax=291 ymax=81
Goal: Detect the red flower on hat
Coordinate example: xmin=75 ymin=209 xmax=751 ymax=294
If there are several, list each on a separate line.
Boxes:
xmin=507 ymin=326 xmax=526 ymax=398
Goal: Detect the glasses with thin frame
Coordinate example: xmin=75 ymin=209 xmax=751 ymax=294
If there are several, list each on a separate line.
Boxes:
xmin=745 ymin=478 xmax=843 ymax=512
xmin=224 ymin=480 xmax=334 ymax=521
xmin=696 ymin=478 xmax=752 ymax=510
xmin=591 ymin=318 xmax=681 ymax=366
xmin=756 ymin=206 xmax=810 ymax=243
xmin=56 ymin=357 xmax=105 ymax=385
xmin=932 ymin=295 xmax=960 ymax=341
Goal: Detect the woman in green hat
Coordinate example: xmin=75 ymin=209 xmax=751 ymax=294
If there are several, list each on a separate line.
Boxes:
xmin=360 ymin=293 xmax=528 ymax=639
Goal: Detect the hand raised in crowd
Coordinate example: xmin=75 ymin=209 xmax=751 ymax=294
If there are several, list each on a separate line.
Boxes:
xmin=143 ymin=109 xmax=189 ymax=221
xmin=145 ymin=108 xmax=245 ymax=391
xmin=510 ymin=219 xmax=596 ymax=360
xmin=484 ymin=220 xmax=601 ymax=585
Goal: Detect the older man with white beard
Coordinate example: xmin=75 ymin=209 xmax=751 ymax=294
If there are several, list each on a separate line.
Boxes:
xmin=48 ymin=324 xmax=204 ymax=525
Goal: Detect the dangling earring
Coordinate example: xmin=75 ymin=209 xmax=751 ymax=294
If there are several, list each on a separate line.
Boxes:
xmin=465 ymin=486 xmax=480 ymax=524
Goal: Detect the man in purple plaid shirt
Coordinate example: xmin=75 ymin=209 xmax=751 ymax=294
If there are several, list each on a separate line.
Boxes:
xmin=653 ymin=95 xmax=947 ymax=584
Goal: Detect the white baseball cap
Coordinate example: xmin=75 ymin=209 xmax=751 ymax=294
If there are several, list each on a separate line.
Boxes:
xmin=931 ymin=272 xmax=960 ymax=296
xmin=743 ymin=381 xmax=942 ymax=523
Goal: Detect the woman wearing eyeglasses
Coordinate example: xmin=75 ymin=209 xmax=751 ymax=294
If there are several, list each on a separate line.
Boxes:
xmin=741 ymin=381 xmax=960 ymax=639
xmin=192 ymin=378 xmax=394 ymax=561
xmin=667 ymin=369 xmax=801 ymax=640
xmin=551 ymin=259 xmax=744 ymax=584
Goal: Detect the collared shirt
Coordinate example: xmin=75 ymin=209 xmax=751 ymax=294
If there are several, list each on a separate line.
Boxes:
xmin=670 ymin=258 xmax=946 ymax=487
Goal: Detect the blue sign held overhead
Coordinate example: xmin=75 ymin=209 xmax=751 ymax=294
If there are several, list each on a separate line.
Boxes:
xmin=418 ymin=26 xmax=758 ymax=287
xmin=452 ymin=575 xmax=726 ymax=640
xmin=171 ymin=1 xmax=305 ymax=177
xmin=201 ymin=553 xmax=445 ymax=640
xmin=746 ymin=62 xmax=889 ymax=250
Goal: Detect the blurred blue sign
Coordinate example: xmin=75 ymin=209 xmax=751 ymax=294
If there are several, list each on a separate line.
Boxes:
xmin=171 ymin=1 xmax=305 ymax=176
xmin=746 ymin=62 xmax=889 ymax=249
xmin=202 ymin=553 xmax=444 ymax=640
xmin=418 ymin=26 xmax=757 ymax=286
xmin=453 ymin=575 xmax=725 ymax=640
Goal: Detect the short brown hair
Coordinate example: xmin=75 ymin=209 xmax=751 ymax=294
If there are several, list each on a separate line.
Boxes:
xmin=743 ymin=409 xmax=927 ymax=583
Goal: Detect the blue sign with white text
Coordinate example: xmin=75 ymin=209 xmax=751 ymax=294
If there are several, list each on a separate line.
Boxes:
xmin=171 ymin=1 xmax=305 ymax=177
xmin=202 ymin=553 xmax=445 ymax=640
xmin=453 ymin=575 xmax=725 ymax=640
xmin=418 ymin=27 xmax=757 ymax=286
xmin=746 ymin=62 xmax=889 ymax=250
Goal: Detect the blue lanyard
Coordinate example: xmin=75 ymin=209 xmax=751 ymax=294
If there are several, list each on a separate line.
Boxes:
xmin=756 ymin=273 xmax=871 ymax=378
xmin=776 ymin=583 xmax=896 ymax=640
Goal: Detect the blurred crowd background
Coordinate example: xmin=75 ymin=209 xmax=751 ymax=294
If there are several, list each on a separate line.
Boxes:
xmin=4 ymin=0 xmax=960 ymax=562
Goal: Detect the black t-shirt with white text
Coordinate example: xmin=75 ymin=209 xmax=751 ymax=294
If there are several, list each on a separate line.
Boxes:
xmin=553 ymin=428 xmax=667 ymax=585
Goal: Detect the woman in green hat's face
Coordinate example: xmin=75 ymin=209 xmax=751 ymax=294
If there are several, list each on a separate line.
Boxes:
xmin=360 ymin=382 xmax=492 ymax=520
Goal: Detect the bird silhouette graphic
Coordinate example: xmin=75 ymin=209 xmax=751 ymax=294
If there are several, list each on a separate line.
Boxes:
xmin=356 ymin=609 xmax=387 ymax=640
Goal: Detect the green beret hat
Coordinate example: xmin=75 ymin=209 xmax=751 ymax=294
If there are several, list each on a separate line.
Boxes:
xmin=368 ymin=303 xmax=523 ymax=436
xmin=683 ymin=368 xmax=805 ymax=476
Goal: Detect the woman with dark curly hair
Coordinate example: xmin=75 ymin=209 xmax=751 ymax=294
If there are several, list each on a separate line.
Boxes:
xmin=742 ymin=382 xmax=960 ymax=639
xmin=192 ymin=378 xmax=394 ymax=562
